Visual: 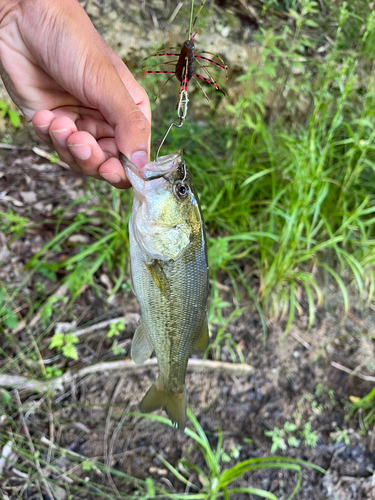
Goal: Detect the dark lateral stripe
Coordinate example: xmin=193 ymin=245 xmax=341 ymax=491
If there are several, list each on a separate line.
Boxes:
xmin=144 ymin=71 xmax=176 ymax=74
xmin=195 ymin=55 xmax=227 ymax=70
xmin=192 ymin=74 xmax=219 ymax=89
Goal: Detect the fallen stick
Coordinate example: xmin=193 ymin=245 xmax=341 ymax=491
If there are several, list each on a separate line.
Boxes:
xmin=331 ymin=361 xmax=375 ymax=383
xmin=14 ymin=391 xmax=59 ymax=500
xmin=55 ymin=314 xmax=140 ymax=338
xmin=0 ymin=358 xmax=254 ymax=393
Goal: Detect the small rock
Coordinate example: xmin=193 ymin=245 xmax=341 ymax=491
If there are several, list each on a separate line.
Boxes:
xmin=20 ymin=191 xmax=37 ymax=203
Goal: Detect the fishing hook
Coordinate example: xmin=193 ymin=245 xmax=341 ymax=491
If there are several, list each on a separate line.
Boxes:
xmin=155 ymin=89 xmax=189 ymax=161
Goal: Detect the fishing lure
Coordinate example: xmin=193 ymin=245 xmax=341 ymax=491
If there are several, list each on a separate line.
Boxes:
xmin=144 ymin=0 xmax=228 ymax=101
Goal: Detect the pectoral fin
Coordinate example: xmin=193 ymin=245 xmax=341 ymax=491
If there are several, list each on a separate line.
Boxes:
xmin=131 ymin=322 xmax=153 ymax=365
xmin=193 ymin=319 xmax=209 ymax=350
xmin=145 ymin=261 xmax=170 ymax=298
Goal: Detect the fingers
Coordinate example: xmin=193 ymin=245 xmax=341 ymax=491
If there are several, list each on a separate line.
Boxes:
xmin=32 ymin=110 xmax=130 ymax=188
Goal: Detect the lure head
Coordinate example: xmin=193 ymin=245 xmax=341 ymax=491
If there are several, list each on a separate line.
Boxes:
xmin=183 ymin=39 xmax=195 ymax=51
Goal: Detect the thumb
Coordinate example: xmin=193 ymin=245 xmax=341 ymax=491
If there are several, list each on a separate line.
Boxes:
xmin=88 ymin=58 xmax=151 ymax=169
xmin=113 ymin=99 xmax=151 ymax=170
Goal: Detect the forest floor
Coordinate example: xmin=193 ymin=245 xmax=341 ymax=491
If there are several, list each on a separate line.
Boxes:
xmin=1 ymin=135 xmax=374 ymax=499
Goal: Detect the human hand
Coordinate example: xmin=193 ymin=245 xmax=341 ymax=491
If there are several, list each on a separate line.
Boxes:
xmin=0 ymin=0 xmax=151 ymax=189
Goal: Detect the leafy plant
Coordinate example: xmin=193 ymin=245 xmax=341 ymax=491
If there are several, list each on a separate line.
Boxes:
xmin=347 ymin=387 xmax=375 ymax=431
xmin=107 ymin=319 xmax=125 ymax=339
xmin=299 ymin=420 xmax=319 ymax=448
xmin=49 ymin=332 xmax=79 ymax=360
xmin=265 ymin=423 xmax=300 ymax=453
xmin=331 ymin=428 xmax=351 ymax=446
xmin=0 ymin=211 xmax=29 ymax=241
xmin=0 ymin=99 xmax=20 ymax=127
xmin=140 ymin=409 xmax=325 ymax=499
xmin=0 ymin=288 xmax=18 ymax=329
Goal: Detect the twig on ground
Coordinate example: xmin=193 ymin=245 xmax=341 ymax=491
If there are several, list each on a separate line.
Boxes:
xmin=168 ymin=1 xmax=183 ymax=23
xmin=290 ymin=331 xmax=311 ymax=350
xmin=0 ymin=144 xmax=30 ymax=150
xmin=104 ymin=377 xmax=124 ymax=495
xmin=0 ymin=358 xmax=254 ymax=393
xmin=14 ymin=391 xmax=59 ymax=500
xmin=0 ymin=440 xmax=13 ymax=476
xmin=32 ymin=146 xmax=70 ymax=169
xmin=331 ymin=361 xmax=375 ymax=382
xmin=55 ymin=314 xmax=140 ymax=338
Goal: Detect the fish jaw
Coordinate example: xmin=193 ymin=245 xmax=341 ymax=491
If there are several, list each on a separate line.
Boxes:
xmin=120 ymin=150 xmax=182 ymax=187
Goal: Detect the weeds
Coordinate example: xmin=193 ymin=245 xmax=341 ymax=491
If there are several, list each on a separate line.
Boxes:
xmin=25 ymin=183 xmax=132 ymax=306
xmin=0 ymin=99 xmax=20 ymax=128
xmin=0 ymin=403 xmax=325 ymax=499
xmin=348 ymin=387 xmax=375 ymax=431
xmin=140 ymin=409 xmax=326 ymax=499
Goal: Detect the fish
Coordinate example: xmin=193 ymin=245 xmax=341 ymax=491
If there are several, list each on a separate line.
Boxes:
xmin=120 ymin=150 xmax=209 ymax=430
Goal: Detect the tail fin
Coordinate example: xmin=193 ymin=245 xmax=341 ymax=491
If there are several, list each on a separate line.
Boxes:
xmin=139 ymin=380 xmax=186 ymax=430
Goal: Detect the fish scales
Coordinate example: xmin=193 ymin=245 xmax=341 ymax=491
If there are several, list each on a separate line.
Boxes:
xmin=121 ymin=151 xmax=209 ymax=429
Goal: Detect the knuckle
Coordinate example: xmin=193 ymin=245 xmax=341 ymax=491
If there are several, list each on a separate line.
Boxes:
xmin=128 ymin=112 xmax=150 ymax=136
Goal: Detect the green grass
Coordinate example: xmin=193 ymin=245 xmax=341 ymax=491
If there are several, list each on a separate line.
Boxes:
xmin=13 ymin=0 xmax=375 ymax=333
xmin=0 ymin=404 xmax=325 ymax=499
xmin=155 ymin=0 xmax=375 ymax=331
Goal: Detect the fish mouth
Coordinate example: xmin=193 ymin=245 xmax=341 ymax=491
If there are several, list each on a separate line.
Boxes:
xmin=120 ymin=150 xmax=182 ymax=181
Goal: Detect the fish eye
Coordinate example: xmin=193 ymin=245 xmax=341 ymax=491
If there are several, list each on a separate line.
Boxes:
xmin=173 ymin=181 xmax=190 ymax=200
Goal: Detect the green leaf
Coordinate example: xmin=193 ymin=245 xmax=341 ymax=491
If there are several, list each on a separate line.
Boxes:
xmin=288 ymin=436 xmax=300 ymax=447
xmin=7 ymin=109 xmax=20 ymax=128
xmin=145 ymin=477 xmax=155 ymax=496
xmin=82 ymin=460 xmax=92 ymax=471
xmin=49 ymin=333 xmax=65 ymax=350
xmin=38 ymin=266 xmax=58 ymax=282
xmin=63 ymin=343 xmax=78 ymax=360
xmin=3 ymin=309 xmax=18 ymax=329
xmin=284 ymin=422 xmax=298 ymax=433
xmin=1 ymin=391 xmax=11 ymax=406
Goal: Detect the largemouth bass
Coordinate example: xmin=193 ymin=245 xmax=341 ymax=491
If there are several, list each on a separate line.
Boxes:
xmin=120 ymin=151 xmax=209 ymax=430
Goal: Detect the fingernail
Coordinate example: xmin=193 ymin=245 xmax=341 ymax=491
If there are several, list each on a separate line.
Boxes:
xmin=51 ymin=128 xmax=69 ymax=147
xmin=35 ymin=124 xmax=50 ymax=135
xmin=101 ymin=172 xmax=122 ymax=184
xmin=131 ymin=151 xmax=148 ymax=169
xmin=68 ymin=144 xmax=91 ymax=160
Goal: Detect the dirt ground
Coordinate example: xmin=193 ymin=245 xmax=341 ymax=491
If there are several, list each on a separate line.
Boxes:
xmin=1 ymin=1 xmax=375 ymax=499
